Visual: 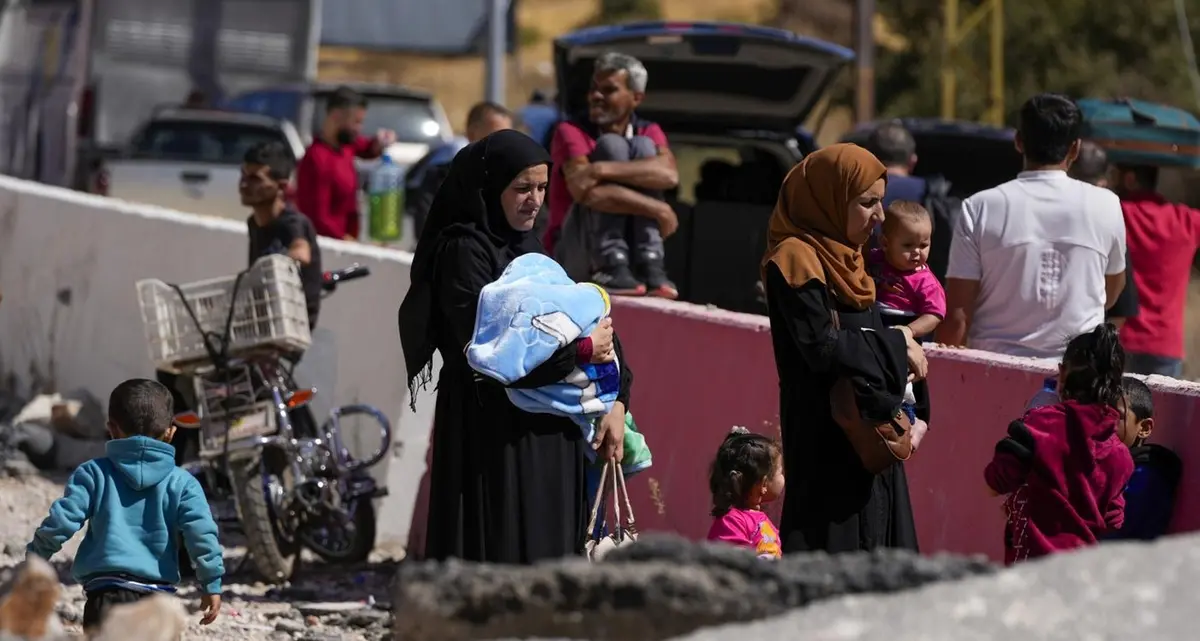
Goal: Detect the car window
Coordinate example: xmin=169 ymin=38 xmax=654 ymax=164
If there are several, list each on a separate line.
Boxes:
xmin=673 ymin=143 xmax=787 ymax=206
xmin=312 ymin=94 xmax=444 ymax=144
xmin=132 ymin=121 xmax=290 ymax=164
xmin=223 ymin=90 xmax=303 ymax=124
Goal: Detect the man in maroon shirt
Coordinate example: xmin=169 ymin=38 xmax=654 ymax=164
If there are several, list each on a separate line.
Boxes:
xmin=1113 ymin=165 xmax=1200 ymax=377
xmin=295 ymin=86 xmax=395 ymax=241
xmin=548 ymin=52 xmax=679 ymax=298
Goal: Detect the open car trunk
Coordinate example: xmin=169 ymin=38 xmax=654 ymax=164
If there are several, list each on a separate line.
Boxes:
xmin=554 ymin=22 xmax=853 ymax=133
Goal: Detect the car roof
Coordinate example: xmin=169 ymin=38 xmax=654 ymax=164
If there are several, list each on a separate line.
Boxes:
xmin=848 ymin=117 xmax=1015 ymax=141
xmin=149 ymin=108 xmax=286 ymax=128
xmin=556 ymin=20 xmax=854 ymax=60
xmin=249 ymin=81 xmax=435 ymax=102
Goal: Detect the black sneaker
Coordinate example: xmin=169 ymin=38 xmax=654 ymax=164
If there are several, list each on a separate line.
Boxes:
xmin=592 ymin=263 xmax=646 ymax=296
xmin=638 ymin=256 xmax=678 ymax=300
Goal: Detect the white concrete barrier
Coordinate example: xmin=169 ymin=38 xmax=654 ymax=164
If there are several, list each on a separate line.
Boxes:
xmin=0 ymin=176 xmax=436 ymax=552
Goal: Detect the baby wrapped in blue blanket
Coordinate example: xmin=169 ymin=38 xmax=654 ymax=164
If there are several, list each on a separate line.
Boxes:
xmin=466 ymin=253 xmax=649 ymax=474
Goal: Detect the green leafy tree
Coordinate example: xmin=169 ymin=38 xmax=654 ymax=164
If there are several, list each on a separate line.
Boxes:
xmin=876 ymin=0 xmax=1200 ymax=124
xmin=596 ymin=0 xmax=662 ymax=24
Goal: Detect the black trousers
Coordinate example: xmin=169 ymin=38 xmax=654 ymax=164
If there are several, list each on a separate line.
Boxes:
xmin=82 ymin=587 xmax=153 ymax=630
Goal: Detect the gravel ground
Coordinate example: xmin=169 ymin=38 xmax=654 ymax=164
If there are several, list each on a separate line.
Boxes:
xmin=0 ymin=459 xmax=396 ymax=641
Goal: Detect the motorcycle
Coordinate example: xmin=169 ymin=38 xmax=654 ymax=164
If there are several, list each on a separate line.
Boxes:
xmin=166 ymin=263 xmax=391 ymax=582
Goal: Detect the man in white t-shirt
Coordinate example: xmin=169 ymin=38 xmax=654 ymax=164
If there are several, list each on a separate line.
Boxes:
xmin=936 ymin=94 xmax=1126 ymax=358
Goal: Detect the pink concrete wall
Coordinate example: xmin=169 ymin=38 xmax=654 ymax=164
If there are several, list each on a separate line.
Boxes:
xmin=407 ymin=296 xmax=1200 ymax=563
xmin=608 ymin=298 xmax=1200 ymax=562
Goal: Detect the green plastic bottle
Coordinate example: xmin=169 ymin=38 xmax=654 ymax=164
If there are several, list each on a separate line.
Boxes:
xmin=368 ymin=155 xmax=404 ymax=242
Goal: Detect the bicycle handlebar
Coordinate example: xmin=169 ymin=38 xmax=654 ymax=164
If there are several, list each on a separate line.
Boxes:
xmin=321 ymin=264 xmax=370 ymax=292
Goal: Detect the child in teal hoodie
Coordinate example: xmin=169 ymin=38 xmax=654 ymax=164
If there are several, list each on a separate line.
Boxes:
xmin=26 ymin=378 xmax=223 ymax=632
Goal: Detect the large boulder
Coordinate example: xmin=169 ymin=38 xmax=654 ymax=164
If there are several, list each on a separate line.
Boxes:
xmin=391 ymin=534 xmax=995 ymax=641
xmin=672 ymin=534 xmax=1200 ymax=641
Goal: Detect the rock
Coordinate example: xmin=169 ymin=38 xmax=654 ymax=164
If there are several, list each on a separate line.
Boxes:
xmin=2 ymin=543 xmax=22 ymax=558
xmin=0 ymin=458 xmax=36 ymax=479
xmin=275 ymin=586 xmax=322 ymax=601
xmin=274 ymin=618 xmax=307 ymax=634
xmin=671 ymin=535 xmax=1200 ymax=641
xmin=344 ymin=608 xmax=390 ymax=628
xmin=263 ymin=608 xmax=303 ymax=620
xmin=391 ymin=534 xmax=995 ymax=641
xmin=50 ymin=433 xmax=106 ymax=472
xmin=11 ymin=392 xmax=106 ymax=442
xmin=296 ymin=602 xmax=367 ymax=616
xmin=53 ymin=601 xmax=81 ymax=625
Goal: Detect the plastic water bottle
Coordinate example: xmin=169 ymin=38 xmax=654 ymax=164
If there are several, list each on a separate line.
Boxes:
xmin=368 ymin=155 xmax=404 ymax=242
xmin=1026 ymin=377 xmax=1059 ymax=411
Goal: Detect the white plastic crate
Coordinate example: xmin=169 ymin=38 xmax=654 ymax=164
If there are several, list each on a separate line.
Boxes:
xmin=137 ymin=254 xmax=312 ymax=370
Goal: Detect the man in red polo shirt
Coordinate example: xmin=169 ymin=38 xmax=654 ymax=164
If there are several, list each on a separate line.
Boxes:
xmin=547 ymin=52 xmax=679 ymax=298
xmin=295 ymin=86 xmax=395 ymax=241
xmin=1114 ymin=164 xmax=1200 ymax=377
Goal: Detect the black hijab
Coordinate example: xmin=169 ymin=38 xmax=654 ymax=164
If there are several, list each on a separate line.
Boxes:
xmin=398 ymin=129 xmax=552 ymax=406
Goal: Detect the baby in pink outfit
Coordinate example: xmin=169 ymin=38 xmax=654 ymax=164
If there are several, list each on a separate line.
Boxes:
xmin=870 ymin=200 xmax=944 ymax=445
xmin=869 ymin=200 xmax=946 ymax=340
xmin=706 ymin=427 xmax=784 ymax=559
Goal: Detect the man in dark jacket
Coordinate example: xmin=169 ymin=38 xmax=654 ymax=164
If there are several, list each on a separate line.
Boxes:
xmin=865 ymin=122 xmax=961 ymax=284
xmin=406 ymin=101 xmax=513 ymax=241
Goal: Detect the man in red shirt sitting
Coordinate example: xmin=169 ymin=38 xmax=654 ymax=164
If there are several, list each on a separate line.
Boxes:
xmin=547 ymin=52 xmax=680 ymax=298
xmin=295 ymin=86 xmax=395 ymax=241
xmin=1114 ymin=164 xmax=1200 ymax=377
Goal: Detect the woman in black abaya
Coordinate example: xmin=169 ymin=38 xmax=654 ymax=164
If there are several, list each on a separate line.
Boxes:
xmin=761 ymin=144 xmax=928 ymax=553
xmin=398 ymin=130 xmax=630 ymax=563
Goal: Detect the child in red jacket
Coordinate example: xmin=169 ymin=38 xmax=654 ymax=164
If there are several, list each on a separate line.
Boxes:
xmin=985 ymin=323 xmax=1135 ymax=565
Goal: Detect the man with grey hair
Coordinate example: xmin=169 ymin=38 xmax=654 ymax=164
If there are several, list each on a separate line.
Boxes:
xmin=547 ymin=51 xmax=680 ymax=298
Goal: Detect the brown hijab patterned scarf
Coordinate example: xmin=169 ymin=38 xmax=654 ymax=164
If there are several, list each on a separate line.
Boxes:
xmin=761 ymin=143 xmax=887 ymax=311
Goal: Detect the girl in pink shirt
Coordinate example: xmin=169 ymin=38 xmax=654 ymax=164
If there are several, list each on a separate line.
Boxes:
xmin=706 ymin=427 xmax=785 ymax=559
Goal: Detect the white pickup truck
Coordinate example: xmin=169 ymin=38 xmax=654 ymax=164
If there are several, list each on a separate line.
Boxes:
xmin=102 ymin=109 xmax=306 ymax=221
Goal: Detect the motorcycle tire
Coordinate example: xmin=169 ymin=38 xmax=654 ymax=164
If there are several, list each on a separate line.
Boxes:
xmin=303 ymin=495 xmax=376 ymax=565
xmin=230 ymin=458 xmax=299 ymax=583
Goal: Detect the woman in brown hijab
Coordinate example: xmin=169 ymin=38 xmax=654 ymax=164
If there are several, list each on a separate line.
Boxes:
xmin=762 ymin=143 xmax=928 ymax=553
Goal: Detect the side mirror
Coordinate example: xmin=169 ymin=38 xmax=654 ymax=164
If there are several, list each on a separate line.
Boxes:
xmin=174 ymin=411 xmax=201 ymax=429
xmin=285 ymin=388 xmax=317 ymax=410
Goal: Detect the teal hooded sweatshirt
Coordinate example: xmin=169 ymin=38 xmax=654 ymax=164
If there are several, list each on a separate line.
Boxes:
xmin=26 ymin=435 xmax=224 ymax=594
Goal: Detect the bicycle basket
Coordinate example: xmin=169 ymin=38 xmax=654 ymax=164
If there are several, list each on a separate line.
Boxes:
xmin=137 ymin=255 xmax=312 ymax=370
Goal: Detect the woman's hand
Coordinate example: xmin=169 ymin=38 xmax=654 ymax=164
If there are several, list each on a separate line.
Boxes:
xmin=897 ymin=326 xmax=928 ymax=382
xmin=589 ymin=318 xmax=615 ymax=363
xmin=593 ymin=401 xmax=626 ymax=462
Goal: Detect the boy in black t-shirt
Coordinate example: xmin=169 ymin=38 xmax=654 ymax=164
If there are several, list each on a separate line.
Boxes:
xmin=241 ymin=141 xmax=323 ymax=328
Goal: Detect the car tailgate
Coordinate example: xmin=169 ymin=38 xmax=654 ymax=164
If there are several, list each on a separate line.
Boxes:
xmin=107 ymin=159 xmax=247 ymax=221
xmin=555 ymin=22 xmax=854 ymax=132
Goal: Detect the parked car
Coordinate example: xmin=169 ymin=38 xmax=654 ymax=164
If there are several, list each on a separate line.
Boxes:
xmin=840 ymin=118 xmax=1022 ymax=198
xmin=98 ymin=109 xmax=306 ymax=221
xmin=223 ymin=81 xmax=454 ymax=169
xmin=553 ymin=21 xmax=853 ymax=311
